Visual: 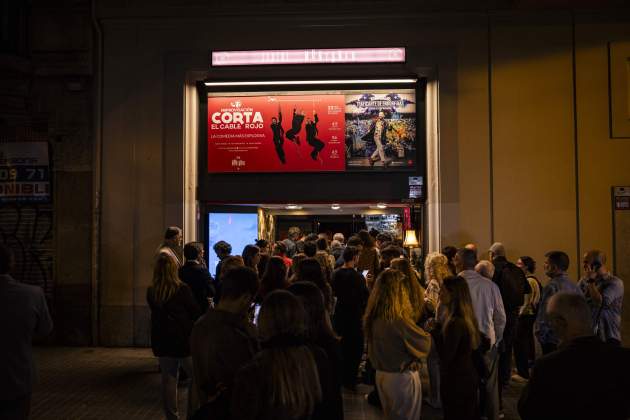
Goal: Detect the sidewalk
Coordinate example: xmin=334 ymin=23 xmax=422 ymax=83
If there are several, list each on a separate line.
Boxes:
xmin=31 ymin=347 xmax=524 ymax=419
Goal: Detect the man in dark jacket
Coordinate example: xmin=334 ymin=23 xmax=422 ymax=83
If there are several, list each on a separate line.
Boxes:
xmin=489 ymin=241 xmax=531 ymax=406
xmin=285 ymin=108 xmax=305 ymax=144
xmin=190 ymin=266 xmax=259 ymax=418
xmin=518 ymin=292 xmax=630 ymax=420
xmin=305 ymin=112 xmax=325 ymax=161
xmin=0 ymin=244 xmax=53 ymax=420
xmin=179 ymin=242 xmax=215 ymax=313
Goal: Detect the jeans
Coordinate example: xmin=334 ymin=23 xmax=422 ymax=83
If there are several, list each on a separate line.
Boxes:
xmin=158 ymin=356 xmax=194 ymax=420
xmin=480 ymin=346 xmax=500 ymax=420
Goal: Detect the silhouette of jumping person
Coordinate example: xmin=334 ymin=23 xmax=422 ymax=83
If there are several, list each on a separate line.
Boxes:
xmin=285 ymin=108 xmax=305 ymax=145
xmin=270 ymin=106 xmax=286 ymax=164
xmin=305 ymin=111 xmax=325 ymax=161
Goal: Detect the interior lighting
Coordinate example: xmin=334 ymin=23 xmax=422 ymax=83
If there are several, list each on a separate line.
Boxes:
xmin=286 ymin=204 xmax=302 ymax=210
xmin=403 ymin=229 xmax=419 ymax=247
xmin=331 ymin=204 xmax=341 ymax=210
xmin=204 ymin=78 xmax=417 ymax=87
xmin=376 ymin=203 xmax=388 ymax=209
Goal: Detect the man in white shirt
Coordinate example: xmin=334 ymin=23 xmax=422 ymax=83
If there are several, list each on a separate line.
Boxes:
xmin=456 ymin=248 xmax=506 ymax=420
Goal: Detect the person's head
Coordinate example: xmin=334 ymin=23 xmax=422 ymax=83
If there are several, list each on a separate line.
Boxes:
xmin=376 ymin=233 xmax=393 ymax=249
xmin=219 ymin=266 xmax=259 ymax=313
xmin=391 ymin=258 xmax=424 ymax=321
xmin=255 ymin=239 xmax=269 ymax=254
xmin=296 ymin=258 xmax=326 ymax=288
xmin=273 ymin=241 xmax=288 ymax=257
xmin=582 ymin=250 xmax=607 ymax=275
xmin=346 ymin=235 xmax=363 ymax=251
xmin=488 ymin=242 xmax=506 ymax=260
xmin=380 ymin=246 xmax=402 ymax=268
xmin=330 ymin=240 xmax=343 ymax=251
xmin=257 ymin=290 xmax=322 ymax=418
xmin=288 ymin=281 xmax=337 ymax=342
xmin=315 ymin=238 xmax=328 ymax=252
xmin=364 ymin=269 xmax=413 ymax=341
xmin=378 ymin=111 xmax=385 ymax=120
xmin=424 ymin=252 xmax=450 ymax=285
xmin=333 ymin=233 xmax=345 ymax=244
xmin=241 ymin=245 xmax=261 ymax=270
xmin=455 ymin=248 xmax=477 ymax=273
xmin=342 ymin=246 xmax=360 ymax=267
xmin=152 ymin=254 xmax=183 ymax=303
xmin=442 ymin=245 xmax=457 ymax=267
xmin=0 ymin=244 xmax=14 ymax=275
xmin=219 ymin=255 xmax=245 ymax=281
xmin=544 ymin=251 xmax=570 ymax=278
xmin=368 ymin=228 xmax=380 ymax=239
xmin=358 ymin=230 xmax=375 ymax=248
xmin=289 ymin=253 xmax=307 ymax=279
xmin=213 ymin=240 xmax=232 ymax=259
xmin=164 ymin=226 xmax=183 ymax=247
xmin=517 ymin=256 xmax=536 ymax=275
xmin=464 ymin=243 xmax=477 ymax=252
xmin=183 ymin=242 xmax=204 ymax=262
xmin=271 ymin=117 xmax=278 ymax=124
xmin=288 ymin=226 xmax=301 ymax=241
xmin=440 ymin=276 xmax=480 ymax=349
xmin=313 ymin=253 xmax=333 ymax=283
xmin=546 ymin=292 xmax=592 ymax=343
xmin=261 ymin=256 xmax=288 ymax=297
xmin=303 ymin=241 xmax=317 ymax=258
xmin=475 ymin=260 xmax=495 ymax=280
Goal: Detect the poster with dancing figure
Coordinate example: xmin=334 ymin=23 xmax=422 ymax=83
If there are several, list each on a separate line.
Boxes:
xmin=344 ymin=90 xmax=417 ymax=170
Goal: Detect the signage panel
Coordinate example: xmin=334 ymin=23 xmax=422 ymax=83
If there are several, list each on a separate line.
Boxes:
xmin=211 ymin=47 xmax=405 ymax=67
xmin=0 ymin=142 xmax=50 ymax=203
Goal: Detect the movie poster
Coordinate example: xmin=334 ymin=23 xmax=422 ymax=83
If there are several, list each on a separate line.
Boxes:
xmin=207 ymin=94 xmax=346 ymax=173
xmin=344 ymin=91 xmax=416 ymax=169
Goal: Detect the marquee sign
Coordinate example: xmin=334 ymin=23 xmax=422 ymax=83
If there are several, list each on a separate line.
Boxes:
xmin=211 ymin=47 xmax=406 ymax=67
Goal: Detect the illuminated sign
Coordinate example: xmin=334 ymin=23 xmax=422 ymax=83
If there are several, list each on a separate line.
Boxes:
xmin=211 ymin=47 xmax=406 ymax=67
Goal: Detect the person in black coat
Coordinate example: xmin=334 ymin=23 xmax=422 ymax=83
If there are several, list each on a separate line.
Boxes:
xmin=518 ymin=292 xmax=630 ymax=420
xmin=285 ymin=108 xmax=305 ymax=144
xmin=305 ymin=112 xmax=325 ymax=161
xmin=147 ymin=254 xmax=202 ymax=420
xmin=179 ymin=242 xmax=215 ymax=313
xmin=270 ymin=106 xmax=286 ymax=164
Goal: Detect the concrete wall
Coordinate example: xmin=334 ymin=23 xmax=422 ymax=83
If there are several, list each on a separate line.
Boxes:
xmin=95 ymin=5 xmax=630 ymax=345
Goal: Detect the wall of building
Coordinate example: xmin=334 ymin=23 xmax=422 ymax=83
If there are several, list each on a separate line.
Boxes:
xmin=95 ymin=4 xmax=630 ymax=345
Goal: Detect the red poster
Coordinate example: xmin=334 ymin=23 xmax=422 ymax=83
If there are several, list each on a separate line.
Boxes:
xmin=208 ymin=94 xmax=346 ymax=173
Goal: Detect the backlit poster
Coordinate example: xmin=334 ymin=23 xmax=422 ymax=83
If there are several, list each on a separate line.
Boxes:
xmin=207 ymin=95 xmax=345 ymax=173
xmin=345 ymin=91 xmax=416 ymax=169
xmin=206 ymin=89 xmax=417 ymax=173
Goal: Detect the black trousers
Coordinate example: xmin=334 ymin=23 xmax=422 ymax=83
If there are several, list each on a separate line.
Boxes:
xmin=273 ymin=137 xmax=286 ymax=163
xmin=286 ymin=127 xmax=300 ymax=141
xmin=499 ymin=310 xmax=519 ymax=395
xmin=514 ymin=314 xmax=536 ymax=378
xmin=0 ymin=394 xmax=31 ymax=420
xmin=307 ymin=137 xmax=325 ymax=159
xmin=339 ymin=332 xmax=364 ymax=388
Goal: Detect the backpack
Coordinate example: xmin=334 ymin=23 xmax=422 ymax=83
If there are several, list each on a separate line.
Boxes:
xmin=497 ymin=261 xmax=531 ymax=311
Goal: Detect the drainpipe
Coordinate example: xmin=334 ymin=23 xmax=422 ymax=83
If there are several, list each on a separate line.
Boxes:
xmin=90 ymin=0 xmax=103 ymax=346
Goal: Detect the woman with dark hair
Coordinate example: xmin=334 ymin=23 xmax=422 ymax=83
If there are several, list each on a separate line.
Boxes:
xmin=441 ymin=246 xmax=458 ymax=276
xmin=288 ymin=282 xmax=343 ymax=420
xmin=364 ymin=269 xmax=431 ymax=419
xmin=514 ymin=256 xmax=541 ymax=380
xmin=429 ymin=275 xmax=480 ymax=420
xmin=230 ymin=290 xmax=334 ymax=420
xmin=147 ymin=254 xmax=202 ymax=420
xmin=242 ymin=245 xmax=261 ymax=276
xmin=356 ymin=230 xmax=380 ymax=284
xmin=295 ymin=258 xmax=333 ymax=314
xmin=259 ymin=256 xmax=289 ymax=300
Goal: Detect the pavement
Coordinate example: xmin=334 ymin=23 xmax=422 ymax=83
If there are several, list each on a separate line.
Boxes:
xmin=30 ymin=347 xmax=525 ymax=420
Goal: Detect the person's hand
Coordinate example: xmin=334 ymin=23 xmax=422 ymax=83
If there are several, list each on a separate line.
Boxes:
xmin=585 ymin=265 xmax=598 ymax=282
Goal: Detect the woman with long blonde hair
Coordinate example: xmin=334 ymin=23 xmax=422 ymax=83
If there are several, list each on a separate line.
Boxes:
xmin=364 ymin=269 xmax=431 ymax=420
xmin=147 ymin=254 xmax=201 ymax=420
xmin=231 ymin=290 xmax=334 ymax=420
xmin=430 ymin=275 xmax=480 ymax=420
xmin=391 ymin=258 xmax=425 ymax=323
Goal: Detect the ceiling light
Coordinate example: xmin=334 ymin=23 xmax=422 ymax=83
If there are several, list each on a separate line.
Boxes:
xmin=331 ymin=204 xmax=341 ymax=210
xmin=286 ymin=204 xmax=302 ymax=210
xmin=204 ymin=78 xmax=417 ymax=87
xmin=376 ymin=203 xmax=388 ymax=209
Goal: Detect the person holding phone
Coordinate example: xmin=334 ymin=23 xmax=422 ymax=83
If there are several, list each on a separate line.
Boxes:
xmin=578 ymin=250 xmax=624 ymax=346
xmin=331 ymin=246 xmax=370 ymax=391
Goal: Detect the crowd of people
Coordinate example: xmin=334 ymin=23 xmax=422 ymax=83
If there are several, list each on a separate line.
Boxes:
xmin=146 ymin=226 xmax=629 ymax=420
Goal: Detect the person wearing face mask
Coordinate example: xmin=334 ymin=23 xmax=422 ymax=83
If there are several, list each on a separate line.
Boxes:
xmin=534 ymin=251 xmax=581 ymax=355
